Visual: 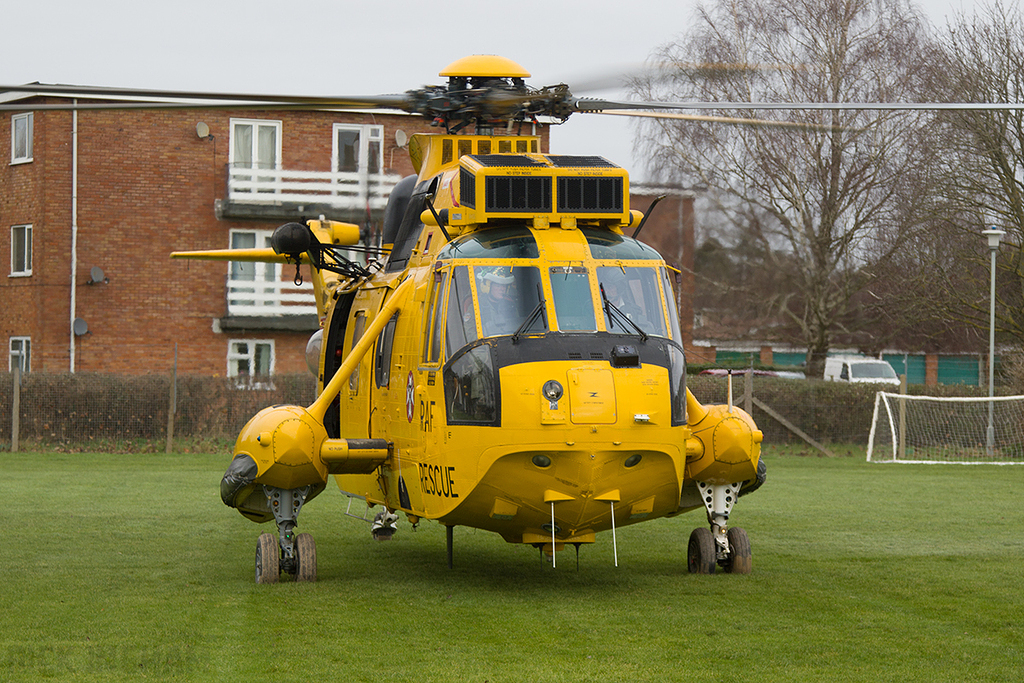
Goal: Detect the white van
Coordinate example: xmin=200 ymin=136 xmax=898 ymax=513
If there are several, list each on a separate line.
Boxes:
xmin=823 ymin=357 xmax=900 ymax=385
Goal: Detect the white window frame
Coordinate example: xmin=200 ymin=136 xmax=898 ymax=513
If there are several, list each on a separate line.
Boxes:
xmin=228 ymin=118 xmax=282 ymax=195
xmin=9 ymin=336 xmax=30 ymax=373
xmin=229 ymin=118 xmax=282 ymax=170
xmin=227 ymin=339 xmax=275 ymax=389
xmin=11 ymin=113 xmax=32 ymax=164
xmin=10 ymin=224 xmax=32 ymax=277
xmin=332 ymin=123 xmax=384 ymax=175
xmin=227 ymin=228 xmax=278 ymax=309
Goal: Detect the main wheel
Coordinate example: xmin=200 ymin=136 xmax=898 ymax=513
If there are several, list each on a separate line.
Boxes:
xmin=255 ymin=532 xmax=280 ymax=584
xmin=295 ymin=532 xmax=317 ymax=583
xmin=724 ymin=527 xmax=752 ymax=574
xmin=687 ymin=527 xmax=716 ymax=574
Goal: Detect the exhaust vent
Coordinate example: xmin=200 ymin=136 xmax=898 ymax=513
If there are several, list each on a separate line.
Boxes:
xmin=460 ymin=167 xmax=476 ymax=208
xmin=558 ymin=177 xmax=623 ymax=213
xmin=485 ymin=176 xmax=552 ymax=213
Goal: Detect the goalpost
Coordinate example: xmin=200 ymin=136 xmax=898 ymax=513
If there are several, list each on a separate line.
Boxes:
xmin=867 ymin=392 xmax=1024 ymax=464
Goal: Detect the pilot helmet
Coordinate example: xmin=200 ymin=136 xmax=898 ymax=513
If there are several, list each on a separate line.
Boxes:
xmin=480 ymin=266 xmax=514 ymax=286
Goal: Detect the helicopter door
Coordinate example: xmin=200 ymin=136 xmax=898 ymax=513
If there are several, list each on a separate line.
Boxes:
xmin=418 ymin=268 xmax=447 ymax=436
xmin=423 ymin=268 xmax=446 ymax=365
xmin=321 ymin=290 xmax=357 ymax=438
xmin=344 ymin=311 xmax=368 ymax=394
xmin=374 ymin=313 xmax=399 ymax=389
xmin=336 ymin=309 xmax=369 ymax=438
xmin=445 ymin=266 xmax=479 ymax=356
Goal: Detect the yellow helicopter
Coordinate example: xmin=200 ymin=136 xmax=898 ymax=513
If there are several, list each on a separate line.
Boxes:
xmin=166 ymin=55 xmax=767 ymax=582
xmin=4 ymin=55 xmax=767 ymax=581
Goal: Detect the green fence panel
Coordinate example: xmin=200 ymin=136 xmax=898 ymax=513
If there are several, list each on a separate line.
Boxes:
xmin=883 ymin=354 xmax=926 ymax=385
xmin=937 ymin=355 xmax=981 ymax=386
xmin=772 ymin=352 xmax=807 ymax=369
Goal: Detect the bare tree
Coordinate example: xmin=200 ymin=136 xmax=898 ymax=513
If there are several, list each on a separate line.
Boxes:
xmin=634 ymin=0 xmax=935 ymax=376
xmin=926 ymin=0 xmax=1024 ymax=346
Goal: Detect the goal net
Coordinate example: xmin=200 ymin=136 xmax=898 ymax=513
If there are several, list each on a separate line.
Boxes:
xmin=867 ymin=392 xmax=1024 ymax=464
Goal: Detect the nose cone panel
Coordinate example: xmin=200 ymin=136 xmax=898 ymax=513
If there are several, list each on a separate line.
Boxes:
xmin=568 ymin=369 xmax=617 ymax=424
xmin=274 ymin=418 xmax=316 ymax=467
xmin=713 ymin=416 xmax=756 ymax=465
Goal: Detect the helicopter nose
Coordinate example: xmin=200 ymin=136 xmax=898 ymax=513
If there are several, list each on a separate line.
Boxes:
xmin=234 ymin=405 xmax=329 ymax=490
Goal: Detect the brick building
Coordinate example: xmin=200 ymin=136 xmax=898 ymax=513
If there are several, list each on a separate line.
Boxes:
xmin=628 ymin=185 xmax=696 ymax=350
xmin=2 ymin=89 xmax=695 ymax=378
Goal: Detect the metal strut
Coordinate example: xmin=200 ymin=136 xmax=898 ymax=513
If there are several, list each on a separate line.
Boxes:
xmin=696 ymin=481 xmax=742 ymax=560
xmin=263 ymin=485 xmax=312 ymax=574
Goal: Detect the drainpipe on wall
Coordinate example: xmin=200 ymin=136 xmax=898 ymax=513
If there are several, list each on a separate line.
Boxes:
xmin=69 ymin=104 xmax=79 ymax=372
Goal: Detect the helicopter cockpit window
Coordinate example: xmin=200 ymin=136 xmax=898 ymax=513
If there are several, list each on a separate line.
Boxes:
xmin=349 ymin=311 xmax=366 ymax=392
xmin=549 ymin=266 xmax=597 ymax=332
xmin=597 ymin=266 xmax=668 ymax=338
xmin=374 ymin=313 xmax=399 ymax=389
xmin=660 ymin=267 xmax=683 ymax=343
xmin=582 ymin=228 xmax=661 ymax=260
xmin=445 ymin=345 xmax=497 ymax=425
xmin=446 ymin=266 xmax=479 ymax=356
xmin=424 ymin=271 xmax=446 ymax=364
xmin=475 ymin=266 xmax=545 ymax=338
xmin=436 ymin=226 xmax=538 ymax=260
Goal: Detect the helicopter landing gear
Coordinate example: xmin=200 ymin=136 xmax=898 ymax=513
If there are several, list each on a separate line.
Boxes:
xmin=256 ymin=532 xmax=279 ymax=584
xmin=371 ymin=509 xmax=399 ymax=541
xmin=254 ymin=485 xmax=317 ymax=584
xmin=295 ymin=533 xmax=317 ymax=582
xmin=723 ymin=527 xmax=751 ymax=574
xmin=687 ymin=481 xmax=752 ymax=574
xmin=687 ymin=527 xmax=716 ymax=574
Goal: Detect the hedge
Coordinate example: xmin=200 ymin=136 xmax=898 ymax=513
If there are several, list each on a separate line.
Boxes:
xmin=0 ymin=371 xmax=1006 ymax=451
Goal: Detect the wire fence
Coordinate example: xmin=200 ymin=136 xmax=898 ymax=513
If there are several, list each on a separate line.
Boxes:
xmin=0 ymin=371 xmax=317 ymax=452
xmin=0 ymin=371 xmax=1003 ymax=453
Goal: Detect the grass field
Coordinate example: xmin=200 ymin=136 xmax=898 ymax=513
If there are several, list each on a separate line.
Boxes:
xmin=2 ymin=446 xmax=1022 ymax=682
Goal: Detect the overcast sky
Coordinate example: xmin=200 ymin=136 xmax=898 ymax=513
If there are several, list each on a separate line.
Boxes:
xmin=4 ymin=0 xmax=981 ymax=180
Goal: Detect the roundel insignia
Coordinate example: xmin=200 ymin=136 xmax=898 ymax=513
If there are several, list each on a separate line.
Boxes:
xmin=406 ymin=371 xmax=415 ymax=422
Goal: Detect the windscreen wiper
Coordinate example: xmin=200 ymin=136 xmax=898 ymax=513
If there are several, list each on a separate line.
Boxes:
xmin=511 ymin=284 xmax=547 ymax=344
xmin=600 ymin=283 xmax=648 ymax=342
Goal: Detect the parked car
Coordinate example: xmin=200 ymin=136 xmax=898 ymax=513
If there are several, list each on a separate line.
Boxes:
xmin=822 ymin=357 xmax=900 ymax=385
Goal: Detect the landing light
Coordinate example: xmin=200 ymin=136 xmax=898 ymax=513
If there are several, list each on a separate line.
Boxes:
xmin=542 ymin=380 xmax=563 ymax=402
xmin=532 ymin=454 xmax=552 ymax=468
xmin=624 ymin=454 xmax=643 ymax=468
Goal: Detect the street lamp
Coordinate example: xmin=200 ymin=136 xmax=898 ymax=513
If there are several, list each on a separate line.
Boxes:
xmin=983 ymin=227 xmax=1004 ymax=454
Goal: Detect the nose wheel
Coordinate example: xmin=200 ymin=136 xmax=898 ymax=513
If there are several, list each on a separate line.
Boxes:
xmin=254 ymin=485 xmax=318 ymax=584
xmin=723 ymin=526 xmax=751 ymax=574
xmin=687 ymin=527 xmax=716 ymax=574
xmin=687 ymin=481 xmax=753 ymax=574
xmin=686 ymin=525 xmax=752 ymax=574
xmin=255 ymin=531 xmax=318 ymax=584
xmin=256 ymin=532 xmax=279 ymax=584
xmin=295 ymin=533 xmax=317 ymax=582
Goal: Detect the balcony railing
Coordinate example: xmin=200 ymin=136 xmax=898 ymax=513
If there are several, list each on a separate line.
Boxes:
xmin=226 ymin=276 xmax=316 ymax=317
xmin=225 ymin=166 xmax=401 ymax=211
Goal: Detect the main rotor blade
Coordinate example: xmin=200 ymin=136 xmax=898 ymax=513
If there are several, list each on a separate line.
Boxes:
xmin=596 ymin=109 xmax=842 ymax=131
xmin=575 ymin=97 xmax=1024 ymax=112
xmin=0 ymin=83 xmax=412 ymax=112
xmin=543 ymin=61 xmax=803 ymax=96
